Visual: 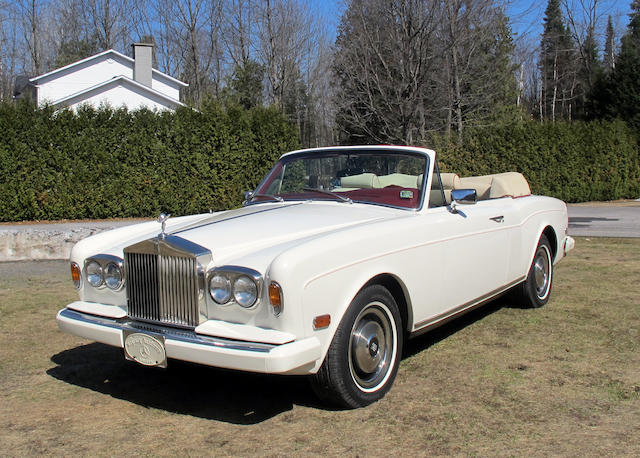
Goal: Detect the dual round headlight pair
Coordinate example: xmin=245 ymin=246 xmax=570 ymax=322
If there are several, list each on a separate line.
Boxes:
xmin=209 ymin=273 xmax=258 ymax=308
xmin=86 ymin=260 xmax=123 ymax=290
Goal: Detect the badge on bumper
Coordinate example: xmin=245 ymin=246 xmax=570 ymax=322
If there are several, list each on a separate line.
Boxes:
xmin=123 ymin=330 xmax=167 ymax=368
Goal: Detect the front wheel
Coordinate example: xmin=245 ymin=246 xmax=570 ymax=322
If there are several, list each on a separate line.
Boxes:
xmin=310 ymin=285 xmax=403 ymax=408
xmin=519 ymin=234 xmax=554 ymax=308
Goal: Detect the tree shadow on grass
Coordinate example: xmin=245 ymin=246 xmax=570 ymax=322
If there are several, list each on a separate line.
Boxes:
xmin=47 ymin=343 xmax=328 ymax=425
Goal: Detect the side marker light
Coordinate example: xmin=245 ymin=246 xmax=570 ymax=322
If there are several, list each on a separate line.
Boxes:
xmin=313 ymin=314 xmax=331 ymax=330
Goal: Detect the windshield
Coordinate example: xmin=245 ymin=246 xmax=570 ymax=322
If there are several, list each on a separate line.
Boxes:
xmin=252 ymin=150 xmax=428 ymax=209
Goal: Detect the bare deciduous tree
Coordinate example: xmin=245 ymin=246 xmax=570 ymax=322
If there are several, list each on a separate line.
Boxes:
xmin=334 ymin=0 xmax=439 ymax=144
xmin=84 ymin=0 xmax=130 ymax=50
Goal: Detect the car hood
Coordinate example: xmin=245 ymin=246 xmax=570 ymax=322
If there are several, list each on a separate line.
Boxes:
xmin=164 ymin=201 xmax=401 ymax=264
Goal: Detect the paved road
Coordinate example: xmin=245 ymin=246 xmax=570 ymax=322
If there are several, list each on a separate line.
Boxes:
xmin=568 ymin=204 xmax=640 ymax=238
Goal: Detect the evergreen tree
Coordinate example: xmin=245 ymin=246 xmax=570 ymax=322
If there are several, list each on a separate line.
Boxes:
xmin=462 ymin=10 xmax=519 ymax=126
xmin=594 ymin=1 xmax=640 ymax=130
xmin=229 ymin=60 xmax=264 ymax=110
xmin=610 ymin=1 xmax=640 ymax=130
xmin=55 ymin=37 xmax=99 ymax=68
xmin=539 ymin=0 xmax=575 ymax=121
xmin=603 ymin=16 xmax=616 ymax=73
xmin=574 ymin=25 xmax=602 ymax=119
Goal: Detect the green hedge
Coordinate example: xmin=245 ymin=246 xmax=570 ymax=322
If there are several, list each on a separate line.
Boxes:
xmin=435 ymin=119 xmax=640 ymax=202
xmin=0 ymin=101 xmax=298 ymax=221
xmin=1 ymin=104 xmax=638 ymax=222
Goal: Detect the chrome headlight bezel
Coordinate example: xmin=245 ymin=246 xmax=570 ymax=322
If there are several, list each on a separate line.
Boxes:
xmin=104 ymin=262 xmax=124 ymax=290
xmin=86 ymin=260 xmax=103 ymax=288
xmin=206 ymin=266 xmax=262 ymax=309
xmin=233 ymin=275 xmax=258 ymax=308
xmin=84 ymin=255 xmax=125 ymax=291
xmin=209 ymin=273 xmax=232 ymax=304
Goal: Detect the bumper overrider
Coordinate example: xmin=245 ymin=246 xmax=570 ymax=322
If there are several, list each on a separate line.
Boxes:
xmin=564 ymin=235 xmax=575 ymax=256
xmin=56 ymin=307 xmax=321 ymax=374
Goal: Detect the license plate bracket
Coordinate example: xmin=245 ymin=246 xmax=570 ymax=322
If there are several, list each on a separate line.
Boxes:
xmin=123 ymin=329 xmax=167 ymax=368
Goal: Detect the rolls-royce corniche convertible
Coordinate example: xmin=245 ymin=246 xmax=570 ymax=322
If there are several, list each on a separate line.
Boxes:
xmin=57 ymin=145 xmax=575 ymax=408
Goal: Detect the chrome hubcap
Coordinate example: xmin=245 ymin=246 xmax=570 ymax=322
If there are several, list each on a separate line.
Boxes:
xmin=533 ymin=246 xmax=551 ymax=299
xmin=349 ymin=303 xmax=394 ymax=390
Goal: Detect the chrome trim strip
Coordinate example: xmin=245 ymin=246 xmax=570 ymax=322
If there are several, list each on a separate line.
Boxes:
xmin=124 ymin=234 xmax=210 ymax=258
xmin=59 ymin=308 xmax=276 ymax=353
xmin=411 ymin=276 xmax=526 ymax=335
xmin=246 ymin=147 xmax=431 ymax=212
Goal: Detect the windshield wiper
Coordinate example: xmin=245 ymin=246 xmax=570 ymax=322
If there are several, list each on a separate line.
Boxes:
xmin=250 ymin=193 xmax=284 ymax=203
xmin=302 ymin=187 xmax=353 ymax=204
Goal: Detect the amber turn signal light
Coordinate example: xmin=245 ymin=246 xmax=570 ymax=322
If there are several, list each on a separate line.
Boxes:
xmin=269 ymin=282 xmax=283 ymax=316
xmin=313 ymin=314 xmax=331 ymax=330
xmin=70 ymin=262 xmax=81 ymax=289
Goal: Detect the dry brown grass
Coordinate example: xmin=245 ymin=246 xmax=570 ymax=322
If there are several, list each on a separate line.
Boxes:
xmin=1 ymin=238 xmax=639 ymax=456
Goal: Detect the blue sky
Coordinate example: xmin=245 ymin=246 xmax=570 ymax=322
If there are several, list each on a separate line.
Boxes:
xmin=309 ymin=0 xmax=633 ymax=48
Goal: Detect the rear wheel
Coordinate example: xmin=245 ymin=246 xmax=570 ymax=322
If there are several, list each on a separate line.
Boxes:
xmin=519 ymin=234 xmax=553 ymax=308
xmin=311 ymin=285 xmax=402 ymax=408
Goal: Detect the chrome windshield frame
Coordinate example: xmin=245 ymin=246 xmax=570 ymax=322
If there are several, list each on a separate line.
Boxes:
xmin=247 ymin=148 xmax=431 ymax=212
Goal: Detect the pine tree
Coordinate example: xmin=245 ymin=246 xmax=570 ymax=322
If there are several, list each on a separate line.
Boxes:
xmin=539 ymin=0 xmax=575 ymax=121
xmin=603 ymin=16 xmax=616 ymax=73
xmin=573 ymin=25 xmax=602 ymax=119
xmin=229 ymin=60 xmax=264 ymax=110
xmin=606 ymin=1 xmax=640 ymax=130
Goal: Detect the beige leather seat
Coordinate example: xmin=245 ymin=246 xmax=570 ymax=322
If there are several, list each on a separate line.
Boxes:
xmin=338 ymin=173 xmax=381 ymax=191
xmin=430 ymin=172 xmax=461 ymax=206
xmin=378 ymin=173 xmax=420 ymax=188
xmin=458 ymin=172 xmax=530 ymax=200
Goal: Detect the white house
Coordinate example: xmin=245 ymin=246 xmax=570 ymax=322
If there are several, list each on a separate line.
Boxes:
xmin=26 ymin=43 xmax=188 ymax=111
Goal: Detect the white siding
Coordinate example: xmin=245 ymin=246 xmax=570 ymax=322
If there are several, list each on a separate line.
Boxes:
xmin=151 ymin=75 xmax=181 ymax=101
xmin=59 ymin=80 xmax=180 ymax=111
xmin=37 ymin=55 xmax=133 ymax=105
xmin=34 ymin=51 xmax=183 ymax=109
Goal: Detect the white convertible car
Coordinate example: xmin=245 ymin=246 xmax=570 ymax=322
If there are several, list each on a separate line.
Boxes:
xmin=57 ymin=145 xmax=575 ymax=408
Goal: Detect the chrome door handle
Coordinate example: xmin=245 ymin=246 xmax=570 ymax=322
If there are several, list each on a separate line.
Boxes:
xmin=490 ymin=216 xmax=504 ymax=223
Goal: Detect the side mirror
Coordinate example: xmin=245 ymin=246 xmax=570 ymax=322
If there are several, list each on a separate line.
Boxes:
xmin=242 ymin=190 xmax=254 ymax=206
xmin=451 ymin=189 xmax=477 ymax=205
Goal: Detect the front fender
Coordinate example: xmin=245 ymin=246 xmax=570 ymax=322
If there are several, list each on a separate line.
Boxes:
xmin=300 ymin=264 xmax=411 ymax=373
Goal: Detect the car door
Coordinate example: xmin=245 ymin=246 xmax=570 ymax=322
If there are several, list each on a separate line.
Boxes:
xmin=413 ymin=200 xmax=516 ymax=322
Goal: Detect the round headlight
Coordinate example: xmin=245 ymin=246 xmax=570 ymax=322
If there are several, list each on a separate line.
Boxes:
xmin=233 ymin=276 xmax=258 ymax=308
xmin=86 ymin=261 xmax=103 ymax=287
xmin=210 ymin=274 xmax=232 ymax=304
xmin=104 ymin=262 xmax=123 ymax=290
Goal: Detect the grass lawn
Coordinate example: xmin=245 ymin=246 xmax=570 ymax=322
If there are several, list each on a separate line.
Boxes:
xmin=1 ymin=237 xmax=638 ymax=456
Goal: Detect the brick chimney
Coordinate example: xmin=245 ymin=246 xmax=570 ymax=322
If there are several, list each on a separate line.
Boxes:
xmin=132 ymin=43 xmax=154 ymax=87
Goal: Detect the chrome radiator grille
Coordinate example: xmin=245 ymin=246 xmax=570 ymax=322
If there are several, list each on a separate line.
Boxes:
xmin=125 ymin=252 xmax=200 ymax=328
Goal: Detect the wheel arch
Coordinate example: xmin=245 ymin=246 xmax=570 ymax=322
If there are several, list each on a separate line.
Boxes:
xmin=542 ymin=225 xmax=558 ymax=261
xmin=362 ymin=273 xmax=413 ymax=334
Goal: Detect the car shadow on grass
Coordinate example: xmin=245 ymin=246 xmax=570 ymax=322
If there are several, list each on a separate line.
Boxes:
xmin=47 ymin=343 xmax=329 ymax=424
xmin=48 ymin=295 xmax=526 ymax=422
xmin=403 ymin=295 xmax=516 ymax=357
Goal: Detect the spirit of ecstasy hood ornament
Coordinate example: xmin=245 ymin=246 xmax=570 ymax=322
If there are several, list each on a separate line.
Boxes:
xmin=158 ymin=213 xmax=171 ymax=239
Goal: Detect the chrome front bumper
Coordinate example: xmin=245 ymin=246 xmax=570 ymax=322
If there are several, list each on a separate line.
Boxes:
xmin=56 ymin=308 xmax=321 ymax=375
